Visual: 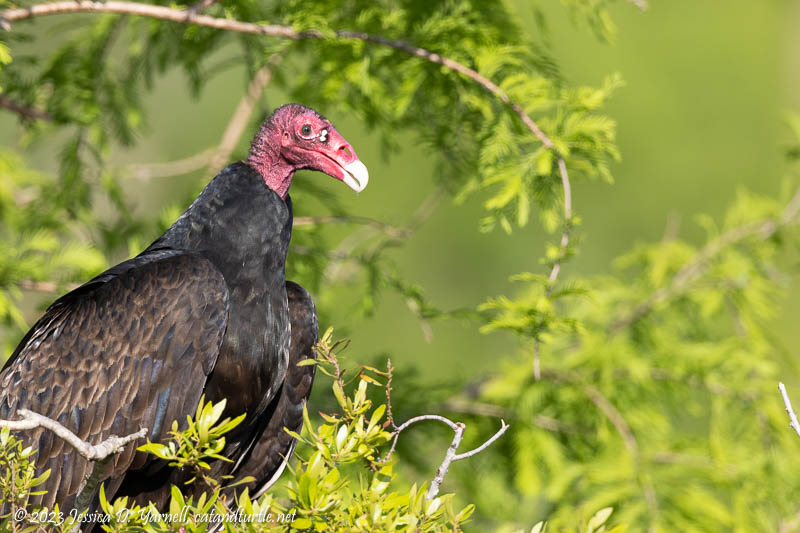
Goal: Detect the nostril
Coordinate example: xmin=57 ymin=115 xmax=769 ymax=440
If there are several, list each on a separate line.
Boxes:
xmin=340 ymin=145 xmax=352 ymax=159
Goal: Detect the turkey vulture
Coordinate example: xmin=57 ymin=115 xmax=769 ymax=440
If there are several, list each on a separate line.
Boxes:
xmin=0 ymin=103 xmax=369 ymax=512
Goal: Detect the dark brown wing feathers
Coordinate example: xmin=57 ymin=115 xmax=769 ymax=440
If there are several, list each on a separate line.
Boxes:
xmin=0 ymin=252 xmax=229 ymax=510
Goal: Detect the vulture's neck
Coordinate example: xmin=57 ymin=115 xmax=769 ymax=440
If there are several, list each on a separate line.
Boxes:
xmin=149 ymin=161 xmax=293 ymax=274
xmin=246 ymin=127 xmax=294 ymax=199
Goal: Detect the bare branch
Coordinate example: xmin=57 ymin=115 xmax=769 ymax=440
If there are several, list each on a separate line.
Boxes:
xmin=547 ymin=158 xmax=573 ymax=286
xmin=379 ymin=412 xmax=508 ymax=500
xmin=451 ymin=420 xmax=509 ymax=461
xmin=0 ymin=409 xmax=147 ymax=462
xmin=427 ymin=421 xmax=464 ymax=500
xmin=426 ymin=419 xmax=508 ymax=500
xmin=208 ymin=56 xmax=280 ymax=170
xmin=0 ymin=95 xmax=53 ymax=122
xmin=127 ymin=148 xmax=215 ymax=179
xmin=393 ymin=414 xmax=461 ymax=436
xmin=779 ymin=382 xmax=800 ymax=438
xmin=1 ymin=2 xmax=559 ymax=160
xmin=1 ymin=409 xmax=146 ymax=518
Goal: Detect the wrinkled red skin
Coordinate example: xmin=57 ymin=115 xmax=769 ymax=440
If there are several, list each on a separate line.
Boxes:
xmin=246 ymin=103 xmax=362 ymax=199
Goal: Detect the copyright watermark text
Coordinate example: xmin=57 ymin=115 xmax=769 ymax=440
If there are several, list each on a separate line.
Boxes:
xmin=13 ymin=506 xmax=297 ymax=526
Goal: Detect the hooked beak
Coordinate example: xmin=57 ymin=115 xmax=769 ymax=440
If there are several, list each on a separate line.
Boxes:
xmin=307 ymin=125 xmax=369 ymax=194
xmin=341 ymin=160 xmax=369 ymax=193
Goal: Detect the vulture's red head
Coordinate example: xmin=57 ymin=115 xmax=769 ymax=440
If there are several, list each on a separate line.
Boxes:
xmin=247 ymin=104 xmax=369 ymax=199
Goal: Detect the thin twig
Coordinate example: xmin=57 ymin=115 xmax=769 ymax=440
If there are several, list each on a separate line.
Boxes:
xmin=427 ymin=419 xmax=508 ymax=500
xmin=428 ymin=421 xmax=464 ymax=500
xmin=0 ymin=95 xmax=53 ymax=121
xmin=779 ymin=382 xmax=800 ymax=438
xmin=451 ymin=420 xmax=509 ymax=461
xmin=627 ymin=0 xmax=648 ymax=10
xmin=324 ymin=186 xmax=445 ymax=283
xmin=379 ymin=413 xmax=508 ymax=500
xmin=208 ymin=56 xmax=281 ymax=170
xmin=384 ymin=359 xmax=395 ymax=429
xmin=0 ymin=2 xmax=570 ymax=227
xmin=581 ymin=383 xmax=637 ymax=454
xmin=547 ymin=157 xmax=573 ymax=286
xmin=294 ymin=215 xmax=409 ymax=239
xmin=0 ymin=1 xmax=558 ymax=158
xmin=381 ymin=371 xmax=510 ymax=498
xmin=127 ymin=148 xmax=215 ymax=179
xmin=388 ymin=414 xmax=461 ymax=450
xmin=0 ymin=409 xmax=147 ymax=461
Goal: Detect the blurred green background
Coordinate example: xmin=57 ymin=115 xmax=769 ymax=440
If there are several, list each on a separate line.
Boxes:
xmin=1 ymin=0 xmax=798 ymax=382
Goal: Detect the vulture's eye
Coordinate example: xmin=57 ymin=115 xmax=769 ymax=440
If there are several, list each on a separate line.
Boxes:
xmin=300 ymin=124 xmax=313 ymax=138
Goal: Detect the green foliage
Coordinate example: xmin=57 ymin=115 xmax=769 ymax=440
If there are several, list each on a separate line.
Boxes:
xmin=2 ymin=0 xmax=800 ymax=531
xmin=138 ymin=396 xmax=247 ymax=492
xmin=1 ymin=332 xmax=508 ymax=532
xmin=0 ymin=427 xmax=50 ymax=521
xmin=452 ymin=181 xmax=800 ymax=530
xmin=556 ymin=0 xmax=622 ymax=42
xmin=0 ymin=150 xmax=106 ymax=352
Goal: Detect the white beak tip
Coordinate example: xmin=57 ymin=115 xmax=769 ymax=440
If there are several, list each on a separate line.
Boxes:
xmin=342 ymin=160 xmax=369 ymax=193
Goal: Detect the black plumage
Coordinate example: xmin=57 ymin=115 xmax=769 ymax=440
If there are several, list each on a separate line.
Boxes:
xmin=0 ymin=104 xmax=368 ymax=513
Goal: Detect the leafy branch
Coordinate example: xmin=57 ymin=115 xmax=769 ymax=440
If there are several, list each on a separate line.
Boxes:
xmin=1 ymin=0 xmax=581 ymax=375
xmin=311 ymin=329 xmax=509 ymax=502
xmin=137 ymin=397 xmax=246 ymax=492
xmin=610 ymin=184 xmax=800 ymax=332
